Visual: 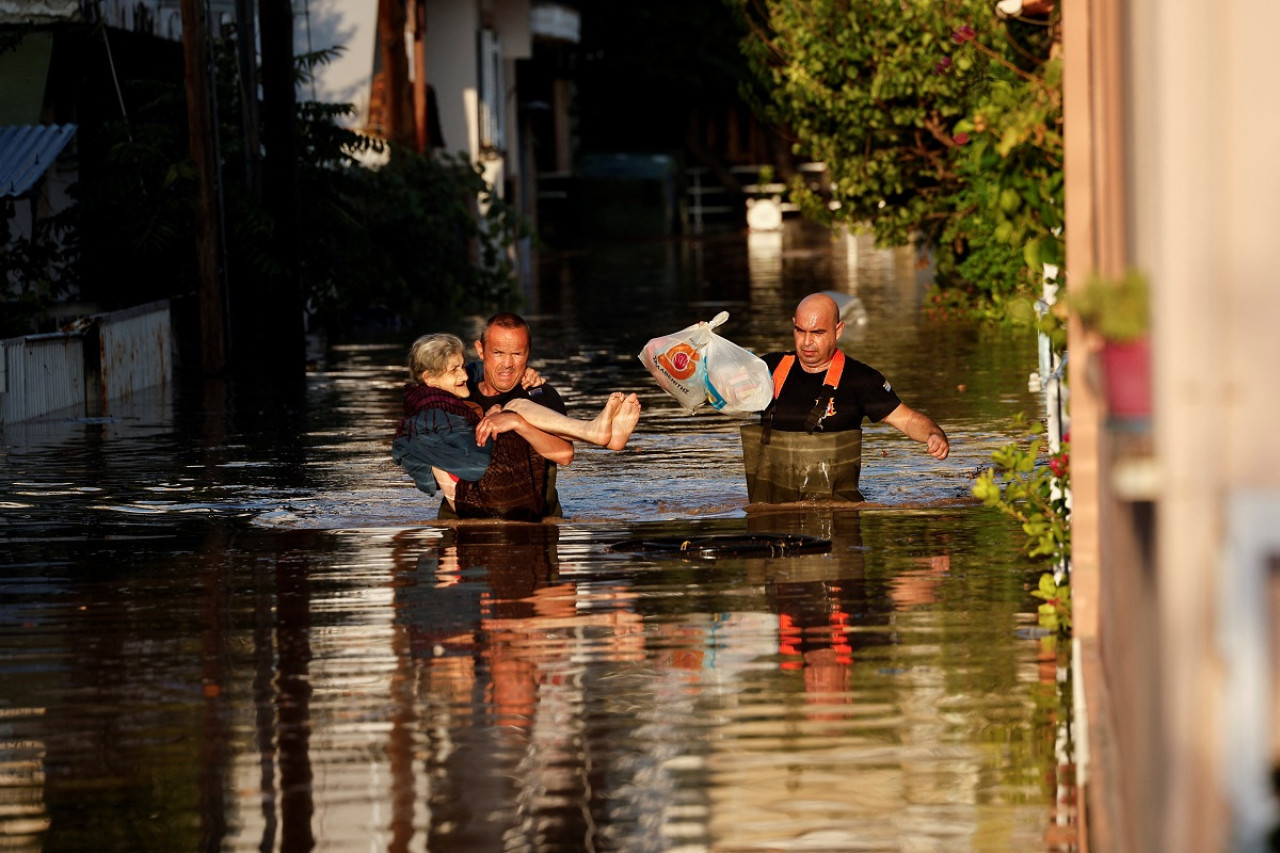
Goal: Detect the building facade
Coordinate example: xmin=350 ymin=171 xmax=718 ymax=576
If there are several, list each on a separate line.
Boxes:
xmin=1064 ymin=0 xmax=1280 ymax=849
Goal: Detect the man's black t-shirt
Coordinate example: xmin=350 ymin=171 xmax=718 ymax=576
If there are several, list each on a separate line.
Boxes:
xmin=762 ymin=351 xmax=901 ymax=432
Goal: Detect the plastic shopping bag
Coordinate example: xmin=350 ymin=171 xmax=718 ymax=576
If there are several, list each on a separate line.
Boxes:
xmin=701 ymin=329 xmax=773 ymax=417
xmin=638 ymin=315 xmax=717 ymax=413
xmin=638 ymin=311 xmax=772 ymax=416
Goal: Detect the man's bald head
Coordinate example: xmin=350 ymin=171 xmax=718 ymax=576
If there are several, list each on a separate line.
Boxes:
xmin=792 ymin=293 xmax=845 ymax=372
xmin=796 ymin=293 xmax=840 ymax=326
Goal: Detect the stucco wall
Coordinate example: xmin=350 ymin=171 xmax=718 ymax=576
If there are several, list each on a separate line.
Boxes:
xmin=1070 ymin=0 xmax=1280 ymax=849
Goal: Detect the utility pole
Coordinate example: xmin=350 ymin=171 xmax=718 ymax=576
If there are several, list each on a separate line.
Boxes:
xmin=377 ymin=0 xmax=416 ymax=149
xmin=180 ymin=0 xmax=227 ymax=375
xmin=234 ymin=0 xmax=262 ymax=198
xmin=258 ymin=0 xmax=305 ymax=378
xmin=410 ymin=0 xmax=428 ymax=152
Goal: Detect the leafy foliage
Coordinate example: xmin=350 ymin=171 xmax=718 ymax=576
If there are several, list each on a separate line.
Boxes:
xmin=730 ymin=0 xmax=1062 ymax=307
xmin=220 ymin=44 xmax=531 ymax=334
xmin=972 ymin=414 xmax=1071 ymax=634
xmin=1030 ymin=571 xmax=1072 ymax=634
xmin=0 ymin=199 xmax=79 ymax=337
xmin=1058 ymin=269 xmax=1149 ymax=342
xmin=972 ymin=415 xmax=1070 ymax=562
xmin=299 ymin=147 xmax=530 ymax=335
xmin=72 ymin=77 xmax=200 ymax=309
xmin=20 ymin=38 xmax=527 ymax=340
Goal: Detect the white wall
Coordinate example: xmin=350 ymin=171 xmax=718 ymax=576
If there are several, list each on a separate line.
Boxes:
xmin=1129 ymin=0 xmax=1280 ymax=849
xmin=283 ymin=0 xmax=537 ymax=207
xmin=293 ymin=0 xmax=378 ymax=126
xmin=425 ymin=1 xmax=482 ymax=160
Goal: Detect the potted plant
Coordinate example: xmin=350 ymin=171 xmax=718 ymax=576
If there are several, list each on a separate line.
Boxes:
xmin=1065 ymin=270 xmax=1151 ymax=420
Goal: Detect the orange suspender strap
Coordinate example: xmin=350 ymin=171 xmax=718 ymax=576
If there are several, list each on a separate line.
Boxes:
xmin=825 ymin=350 xmax=846 ymax=388
xmin=771 ymin=355 xmax=794 ymax=399
xmin=771 ymin=350 xmax=846 ymax=399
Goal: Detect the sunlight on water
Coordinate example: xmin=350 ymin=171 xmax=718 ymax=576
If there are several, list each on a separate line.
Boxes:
xmin=0 ymin=222 xmax=1074 ymax=851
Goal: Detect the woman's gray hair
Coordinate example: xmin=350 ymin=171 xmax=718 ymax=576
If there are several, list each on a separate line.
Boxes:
xmin=407 ymin=333 xmax=464 ymax=384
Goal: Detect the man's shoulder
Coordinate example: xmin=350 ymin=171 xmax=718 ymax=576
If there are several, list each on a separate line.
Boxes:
xmin=836 ymin=357 xmax=898 ymax=401
xmin=522 ymin=382 xmax=566 ymax=413
xmin=525 ymin=379 xmax=563 ymax=397
xmin=838 ymin=356 xmax=888 ymax=383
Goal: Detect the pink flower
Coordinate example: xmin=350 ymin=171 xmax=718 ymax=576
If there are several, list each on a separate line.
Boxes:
xmin=953 ymin=132 xmax=970 ymax=145
xmin=1049 ymin=444 xmax=1070 ymax=479
xmin=952 ymin=24 xmax=976 ymax=44
xmin=934 ymin=56 xmax=953 ymax=74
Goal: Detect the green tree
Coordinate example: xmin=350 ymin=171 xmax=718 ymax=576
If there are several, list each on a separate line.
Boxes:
xmin=56 ymin=41 xmax=526 ymax=345
xmin=214 ymin=43 xmax=531 ymax=337
xmin=731 ymin=0 xmax=1062 ymax=309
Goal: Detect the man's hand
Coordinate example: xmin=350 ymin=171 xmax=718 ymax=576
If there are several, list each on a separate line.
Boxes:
xmin=474 ymin=409 xmax=525 ymax=445
xmin=883 ymin=403 xmax=950 ymax=460
xmin=520 ymin=367 xmax=546 ymax=389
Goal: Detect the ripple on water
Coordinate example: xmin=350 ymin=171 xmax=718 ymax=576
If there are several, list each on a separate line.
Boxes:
xmin=0 ymin=224 xmax=1070 ymax=851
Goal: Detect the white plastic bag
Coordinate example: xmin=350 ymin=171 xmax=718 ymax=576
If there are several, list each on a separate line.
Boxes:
xmin=638 ymin=315 xmax=716 ymax=414
xmin=638 ymin=311 xmax=772 ymax=416
xmin=701 ymin=330 xmax=773 ymax=417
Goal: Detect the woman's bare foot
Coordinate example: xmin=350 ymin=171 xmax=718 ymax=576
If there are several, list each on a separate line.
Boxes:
xmin=583 ymin=392 xmax=624 ymax=446
xmin=607 ymin=394 xmax=641 ymax=451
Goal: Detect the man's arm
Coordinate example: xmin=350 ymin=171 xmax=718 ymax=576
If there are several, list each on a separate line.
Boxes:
xmin=475 ymin=410 xmax=576 ymax=465
xmin=881 ymin=403 xmax=950 ymax=460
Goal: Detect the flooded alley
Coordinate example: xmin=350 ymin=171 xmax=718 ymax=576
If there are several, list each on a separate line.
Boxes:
xmin=0 ymin=222 xmax=1076 ymax=851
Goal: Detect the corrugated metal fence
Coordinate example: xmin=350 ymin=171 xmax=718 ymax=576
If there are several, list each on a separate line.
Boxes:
xmin=0 ymin=301 xmax=172 ymax=425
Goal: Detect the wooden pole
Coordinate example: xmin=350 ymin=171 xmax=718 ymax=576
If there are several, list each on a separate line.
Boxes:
xmin=411 ymin=0 xmax=427 ymax=152
xmin=234 ymin=0 xmax=262 ymax=198
xmin=259 ymin=0 xmax=305 ymax=378
xmin=180 ymin=0 xmax=227 ymax=375
xmin=377 ymin=0 xmax=415 ymax=149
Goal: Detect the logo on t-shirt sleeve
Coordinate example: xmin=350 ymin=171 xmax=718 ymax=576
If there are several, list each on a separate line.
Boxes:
xmin=883 ymin=380 xmax=893 ymax=393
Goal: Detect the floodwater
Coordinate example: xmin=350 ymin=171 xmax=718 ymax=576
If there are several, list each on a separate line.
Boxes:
xmin=0 ymin=221 xmax=1077 ymax=851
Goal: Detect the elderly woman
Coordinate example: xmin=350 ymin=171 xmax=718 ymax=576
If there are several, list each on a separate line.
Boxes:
xmin=392 ymin=333 xmax=639 ymax=520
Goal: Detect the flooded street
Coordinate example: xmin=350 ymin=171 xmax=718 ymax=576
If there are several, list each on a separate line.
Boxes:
xmin=0 ymin=222 xmax=1076 ymax=851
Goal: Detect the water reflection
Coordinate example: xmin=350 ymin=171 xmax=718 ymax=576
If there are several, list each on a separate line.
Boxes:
xmin=389 ymin=524 xmax=648 ymax=849
xmin=0 ymin=220 xmax=1074 ymax=851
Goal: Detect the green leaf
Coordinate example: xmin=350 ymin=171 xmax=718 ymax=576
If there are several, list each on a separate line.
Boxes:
xmin=1023 ymin=237 xmax=1041 ymax=271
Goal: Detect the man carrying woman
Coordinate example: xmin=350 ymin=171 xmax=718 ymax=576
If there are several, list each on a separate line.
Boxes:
xmin=392 ymin=331 xmax=640 ymax=521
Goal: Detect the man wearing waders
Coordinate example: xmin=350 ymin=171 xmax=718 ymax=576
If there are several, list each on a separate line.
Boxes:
xmin=741 ymin=292 xmax=950 ymax=503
